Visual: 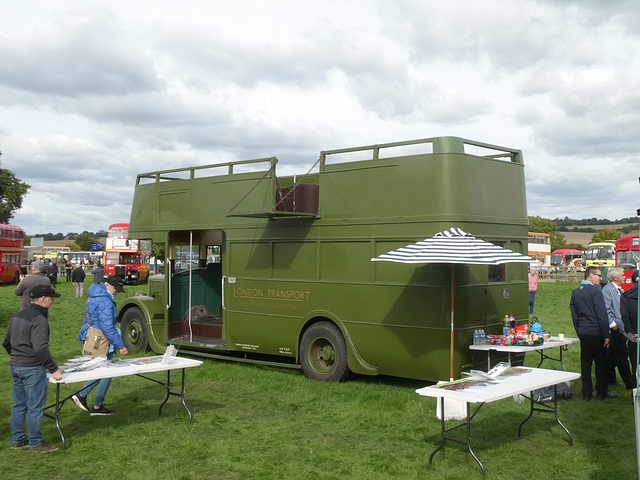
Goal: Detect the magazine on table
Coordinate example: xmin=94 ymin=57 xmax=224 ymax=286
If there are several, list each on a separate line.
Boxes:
xmin=461 ymin=362 xmax=511 ymax=381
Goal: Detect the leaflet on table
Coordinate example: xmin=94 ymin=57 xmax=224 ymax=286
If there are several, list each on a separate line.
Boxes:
xmin=59 ymin=355 xmax=166 ymax=373
xmin=461 ymin=362 xmax=511 ymax=381
xmin=60 ymin=355 xmax=108 ymax=373
xmin=432 ymin=366 xmax=533 ymax=393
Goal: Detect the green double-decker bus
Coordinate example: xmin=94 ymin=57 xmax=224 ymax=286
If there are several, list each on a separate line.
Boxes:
xmin=118 ymin=136 xmax=529 ymax=382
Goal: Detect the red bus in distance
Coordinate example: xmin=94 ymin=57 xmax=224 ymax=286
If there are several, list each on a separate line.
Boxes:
xmin=0 ymin=223 xmax=25 ymax=284
xmin=615 ymin=235 xmax=639 ymax=291
xmin=105 ymin=223 xmax=151 ymax=284
xmin=550 ymin=248 xmax=583 ymax=267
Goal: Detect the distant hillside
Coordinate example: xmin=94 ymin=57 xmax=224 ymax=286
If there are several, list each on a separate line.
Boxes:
xmin=554 ymin=219 xmax=639 ymax=250
xmin=554 ymin=217 xmax=639 ymax=228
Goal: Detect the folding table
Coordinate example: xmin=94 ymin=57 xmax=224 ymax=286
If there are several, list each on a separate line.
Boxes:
xmin=416 ymin=367 xmax=580 ymax=475
xmin=46 ymin=355 xmax=203 ymax=449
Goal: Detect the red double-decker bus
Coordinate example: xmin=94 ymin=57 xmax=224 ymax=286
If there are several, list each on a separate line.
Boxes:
xmin=104 ymin=223 xmax=151 ymax=284
xmin=616 ymin=234 xmax=639 ymax=291
xmin=0 ymin=223 xmax=25 ymax=284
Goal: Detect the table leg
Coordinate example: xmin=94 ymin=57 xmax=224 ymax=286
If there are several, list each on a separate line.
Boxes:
xmin=536 ymin=345 xmax=568 ymax=371
xmin=428 ymin=398 xmax=486 ymax=475
xmin=43 ymin=380 xmax=100 ymax=450
xmin=157 ymin=368 xmax=193 ymax=420
xmin=53 ymin=384 xmax=66 ymax=450
xmin=518 ymin=385 xmax=573 ymax=446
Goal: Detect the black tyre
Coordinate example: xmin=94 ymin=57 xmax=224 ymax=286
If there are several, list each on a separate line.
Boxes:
xmin=14 ymin=272 xmax=20 ymax=285
xmin=121 ymin=308 xmax=149 ymax=352
xmin=299 ymin=321 xmax=349 ymax=382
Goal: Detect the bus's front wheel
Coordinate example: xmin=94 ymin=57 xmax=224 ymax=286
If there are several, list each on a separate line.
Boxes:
xmin=300 ymin=321 xmax=349 ymax=382
xmin=121 ymin=308 xmax=149 ymax=352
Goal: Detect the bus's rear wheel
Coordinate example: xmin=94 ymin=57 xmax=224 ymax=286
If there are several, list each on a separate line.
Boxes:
xmin=121 ymin=308 xmax=149 ymax=352
xmin=300 ymin=321 xmax=349 ymax=382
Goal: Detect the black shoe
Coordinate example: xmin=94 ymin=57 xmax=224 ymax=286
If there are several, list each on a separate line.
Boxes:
xmin=90 ymin=405 xmax=116 ymax=416
xmin=11 ymin=438 xmax=29 ymax=449
xmin=71 ymin=394 xmax=89 ymax=412
xmin=30 ymin=442 xmax=58 ymax=453
xmin=583 ymin=395 xmax=593 ymax=401
xmin=609 ymin=381 xmax=624 ymax=387
xmin=597 ymin=392 xmax=618 ymax=400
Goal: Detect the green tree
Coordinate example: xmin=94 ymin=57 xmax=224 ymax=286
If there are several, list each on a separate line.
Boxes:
xmin=151 ymin=242 xmax=165 ymax=273
xmin=0 ymin=166 xmax=30 ymax=223
xmin=66 ymin=242 xmax=81 ymax=252
xmin=74 ymin=232 xmax=97 ymax=251
xmin=590 ymin=229 xmax=621 ymax=244
xmin=528 ymin=215 xmax=565 ymax=251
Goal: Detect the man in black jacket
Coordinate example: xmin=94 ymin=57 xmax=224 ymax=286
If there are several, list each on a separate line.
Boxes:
xmin=3 ymin=285 xmax=63 ymax=452
xmin=621 ymin=270 xmax=639 ymax=383
xmin=570 ymin=266 xmax=615 ymax=401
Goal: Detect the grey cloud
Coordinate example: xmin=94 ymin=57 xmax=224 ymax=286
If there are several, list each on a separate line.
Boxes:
xmin=0 ymin=10 xmax=160 ymax=100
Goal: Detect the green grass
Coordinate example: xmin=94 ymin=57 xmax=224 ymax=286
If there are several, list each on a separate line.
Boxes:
xmin=0 ymin=279 xmax=637 ymax=479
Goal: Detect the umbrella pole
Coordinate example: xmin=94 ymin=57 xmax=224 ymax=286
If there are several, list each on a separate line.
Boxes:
xmin=450 ymin=265 xmax=455 ymax=381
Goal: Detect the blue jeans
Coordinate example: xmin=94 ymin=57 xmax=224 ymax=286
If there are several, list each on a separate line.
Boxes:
xmin=10 ymin=365 xmax=48 ymax=447
xmin=528 ymin=291 xmax=536 ymax=314
xmin=78 ymin=352 xmax=114 ymax=407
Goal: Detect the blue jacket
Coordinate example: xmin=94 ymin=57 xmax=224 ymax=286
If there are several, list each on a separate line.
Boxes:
xmin=78 ymin=283 xmax=124 ymax=351
xmin=570 ymin=281 xmax=610 ymax=338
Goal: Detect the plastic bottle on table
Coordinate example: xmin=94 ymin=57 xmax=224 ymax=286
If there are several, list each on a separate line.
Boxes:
xmin=503 ymin=315 xmax=511 ymax=336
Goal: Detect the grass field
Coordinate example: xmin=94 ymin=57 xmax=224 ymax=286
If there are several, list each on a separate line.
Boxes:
xmin=0 ymin=278 xmax=638 ymax=479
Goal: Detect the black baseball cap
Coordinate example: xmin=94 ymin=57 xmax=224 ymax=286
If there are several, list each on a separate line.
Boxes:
xmin=104 ymin=275 xmax=125 ymax=293
xmin=29 ymin=285 xmax=61 ymax=298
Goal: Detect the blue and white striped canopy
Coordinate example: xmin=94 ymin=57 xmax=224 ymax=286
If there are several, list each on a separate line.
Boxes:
xmin=371 ymin=227 xmax=533 ymax=265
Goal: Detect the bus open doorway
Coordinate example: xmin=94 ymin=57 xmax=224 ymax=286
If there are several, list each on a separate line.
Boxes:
xmin=166 ymin=229 xmax=224 ymax=348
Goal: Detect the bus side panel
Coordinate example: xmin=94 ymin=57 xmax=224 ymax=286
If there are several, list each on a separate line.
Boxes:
xmin=223 ymin=237 xmax=528 ymax=382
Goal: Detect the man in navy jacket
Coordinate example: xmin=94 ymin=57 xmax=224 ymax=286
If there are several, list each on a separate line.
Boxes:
xmin=570 ymin=266 xmax=616 ymax=401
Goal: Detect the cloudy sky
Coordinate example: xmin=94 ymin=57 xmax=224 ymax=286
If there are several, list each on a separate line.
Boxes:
xmin=1 ymin=0 xmax=639 ymax=236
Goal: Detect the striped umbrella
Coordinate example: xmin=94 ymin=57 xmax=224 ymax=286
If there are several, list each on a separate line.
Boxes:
xmin=372 ymin=227 xmax=532 ymax=380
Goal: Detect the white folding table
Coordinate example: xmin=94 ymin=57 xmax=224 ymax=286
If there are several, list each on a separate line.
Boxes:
xmin=416 ymin=367 xmax=580 ymax=475
xmin=46 ymin=355 xmax=203 ymax=449
xmin=469 ymin=336 xmax=580 ymax=371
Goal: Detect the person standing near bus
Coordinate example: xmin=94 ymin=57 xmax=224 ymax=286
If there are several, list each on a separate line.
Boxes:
xmin=71 ymin=263 xmax=86 ymax=298
xmin=15 ymin=261 xmax=51 ymax=311
xmin=528 ymin=268 xmax=538 ymax=314
xmin=91 ymin=264 xmax=105 ymax=284
xmin=570 ymin=266 xmax=616 ymax=400
xmin=65 ymin=259 xmax=73 ymax=282
xmin=621 ymin=271 xmax=639 ymax=382
xmin=3 ymin=285 xmax=63 ymax=452
xmin=602 ymin=267 xmax=634 ymax=390
xmin=45 ymin=261 xmax=58 ymax=287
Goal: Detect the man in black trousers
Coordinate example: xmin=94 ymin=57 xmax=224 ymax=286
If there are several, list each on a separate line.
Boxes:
xmin=570 ymin=266 xmax=616 ymax=401
xmin=621 ymin=270 xmax=639 ymax=383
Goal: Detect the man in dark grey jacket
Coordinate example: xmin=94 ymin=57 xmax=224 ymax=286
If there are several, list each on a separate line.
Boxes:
xmin=14 ymin=260 xmax=51 ymax=310
xmin=3 ymin=285 xmax=63 ymax=452
xmin=570 ymin=266 xmax=615 ymax=401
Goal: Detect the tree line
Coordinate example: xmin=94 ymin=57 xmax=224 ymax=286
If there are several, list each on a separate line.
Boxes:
xmin=529 ymin=215 xmax=639 ymax=251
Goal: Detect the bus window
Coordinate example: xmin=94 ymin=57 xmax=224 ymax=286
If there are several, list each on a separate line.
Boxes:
xmin=206 ymin=245 xmax=221 ymax=264
xmin=175 ymin=245 xmax=200 ymax=270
